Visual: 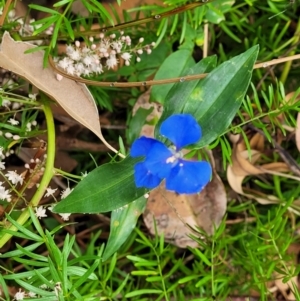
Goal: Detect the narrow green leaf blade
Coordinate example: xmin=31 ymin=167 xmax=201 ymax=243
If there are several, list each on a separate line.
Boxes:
xmin=53 ymin=157 xmax=147 ymax=213
xmin=127 ymin=107 xmax=153 ymax=144
xmin=102 ymin=196 xmax=147 ymax=261
xmin=184 ymin=45 xmax=259 ymax=147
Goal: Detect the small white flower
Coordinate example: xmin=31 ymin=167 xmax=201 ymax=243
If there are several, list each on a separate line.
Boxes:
xmin=111 ymin=40 xmax=123 ymax=53
xmin=2 ymin=99 xmax=11 ymax=107
xmin=75 ymin=62 xmax=85 ymax=75
xmin=69 ymin=49 xmax=81 ymax=61
xmin=66 ymin=64 xmax=75 ymax=75
xmin=81 ymin=171 xmax=88 ymax=178
xmin=8 ymin=118 xmax=19 ymax=125
xmin=121 ymin=52 xmax=132 ymax=61
xmin=44 ymin=187 xmax=57 ymax=198
xmin=66 ymin=44 xmax=75 ymax=55
xmin=5 ymin=170 xmax=24 ymax=185
xmin=28 ymin=291 xmax=36 ymax=297
xmin=61 ymin=187 xmax=73 ymax=199
xmin=59 ymin=213 xmax=71 ymax=221
xmin=0 ymin=161 xmax=5 ymax=170
xmin=58 ymin=57 xmax=72 ymax=70
xmin=14 ymin=290 xmax=25 ymax=300
xmin=106 ymin=54 xmax=118 ymax=69
xmin=0 ymin=186 xmax=11 ymax=202
xmin=83 ymin=55 xmax=93 ymax=67
xmin=39 ymin=284 xmax=48 ymax=289
xmin=28 ymin=93 xmax=37 ymax=100
xmin=35 ymin=206 xmax=47 ymax=219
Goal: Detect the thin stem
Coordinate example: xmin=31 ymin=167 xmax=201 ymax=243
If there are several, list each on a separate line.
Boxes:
xmin=49 ymin=53 xmax=300 ymax=88
xmin=279 ymin=19 xmax=300 ymax=84
xmin=0 ymin=0 xmax=13 ymax=26
xmin=0 ymin=100 xmax=55 ymax=248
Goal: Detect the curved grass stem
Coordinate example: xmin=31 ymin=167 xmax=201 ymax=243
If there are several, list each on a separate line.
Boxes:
xmin=0 ymin=99 xmax=55 ymax=248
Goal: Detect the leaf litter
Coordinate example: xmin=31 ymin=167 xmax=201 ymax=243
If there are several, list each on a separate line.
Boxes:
xmin=0 ymin=32 xmax=120 ymax=156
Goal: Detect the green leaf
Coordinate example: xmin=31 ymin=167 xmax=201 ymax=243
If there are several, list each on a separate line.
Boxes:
xmin=125 ymin=289 xmax=163 ymax=298
xmin=0 ymin=274 xmax=10 ymax=300
xmin=150 ymin=49 xmax=195 ymax=103
xmin=53 ymin=0 xmax=73 ymax=7
xmin=127 ymin=107 xmax=154 ymax=144
xmin=154 ymin=55 xmax=217 ymax=138
xmin=64 ymin=16 xmax=75 ymax=40
xmin=53 ymin=157 xmax=148 ymax=214
xmin=185 ymin=45 xmax=259 ymax=147
xmin=28 ymin=4 xmax=59 ymax=15
xmin=102 ymin=196 xmax=147 ymax=261
xmin=156 ymin=46 xmax=259 ymax=148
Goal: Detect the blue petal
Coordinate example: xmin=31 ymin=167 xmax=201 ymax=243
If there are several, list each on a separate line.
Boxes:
xmin=143 ymin=141 xmax=174 ymax=179
xmin=160 ymin=114 xmax=202 ymax=150
xmin=134 ymin=162 xmax=162 ymax=189
xmin=165 ymin=159 xmax=212 ymax=194
xmin=130 ymin=136 xmax=159 ymax=157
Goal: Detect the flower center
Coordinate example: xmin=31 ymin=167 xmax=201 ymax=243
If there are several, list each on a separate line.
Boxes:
xmin=165 ymin=147 xmax=182 ymax=164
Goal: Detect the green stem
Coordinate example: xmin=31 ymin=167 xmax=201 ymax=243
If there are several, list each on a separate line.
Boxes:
xmin=54 ymin=168 xmax=83 ymax=180
xmin=279 ymin=19 xmax=300 ymax=84
xmin=0 ymin=101 xmax=55 ymax=248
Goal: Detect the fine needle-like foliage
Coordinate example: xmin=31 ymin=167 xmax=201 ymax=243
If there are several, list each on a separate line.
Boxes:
xmin=0 ymin=0 xmax=300 ymax=300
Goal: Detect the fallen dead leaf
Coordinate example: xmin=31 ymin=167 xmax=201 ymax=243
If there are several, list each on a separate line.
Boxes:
xmin=227 ymin=132 xmax=298 ymax=206
xmin=143 ymin=170 xmax=227 ymax=248
xmin=0 ymin=32 xmax=119 ymax=155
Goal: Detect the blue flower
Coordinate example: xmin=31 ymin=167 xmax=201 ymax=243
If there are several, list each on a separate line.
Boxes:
xmin=130 ymin=114 xmax=212 ymax=194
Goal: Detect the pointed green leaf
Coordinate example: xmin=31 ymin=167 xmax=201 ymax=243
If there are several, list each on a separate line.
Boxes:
xmin=157 ymin=46 xmax=259 ymax=148
xmin=127 ymin=107 xmax=154 ymax=144
xmin=150 ymin=49 xmax=195 ymax=103
xmin=53 ymin=157 xmax=147 ymax=214
xmin=102 ymin=196 xmax=147 ymax=261
xmin=154 ymin=55 xmax=217 ymax=137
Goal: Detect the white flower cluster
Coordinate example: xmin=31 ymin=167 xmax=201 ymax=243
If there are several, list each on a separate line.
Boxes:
xmin=0 ymin=169 xmax=23 ymax=202
xmin=55 ymin=32 xmax=155 ymax=78
xmin=35 ymin=187 xmax=73 ymax=220
xmin=0 ymin=5 xmax=52 ymax=41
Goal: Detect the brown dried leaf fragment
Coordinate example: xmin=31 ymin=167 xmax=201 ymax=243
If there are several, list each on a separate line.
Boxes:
xmin=143 ymin=169 xmax=227 ymax=248
xmin=0 ymin=32 xmax=119 ymax=155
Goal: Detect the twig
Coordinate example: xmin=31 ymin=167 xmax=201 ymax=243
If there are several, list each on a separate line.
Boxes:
xmin=49 ymin=53 xmax=300 ymax=88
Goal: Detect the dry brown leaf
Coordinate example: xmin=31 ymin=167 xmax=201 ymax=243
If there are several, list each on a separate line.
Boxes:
xmin=227 ymin=132 xmax=293 ymax=205
xmin=143 ymin=170 xmax=227 ymax=248
xmin=132 ymin=90 xmax=163 ymax=137
xmin=0 ymin=32 xmax=118 ymax=154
